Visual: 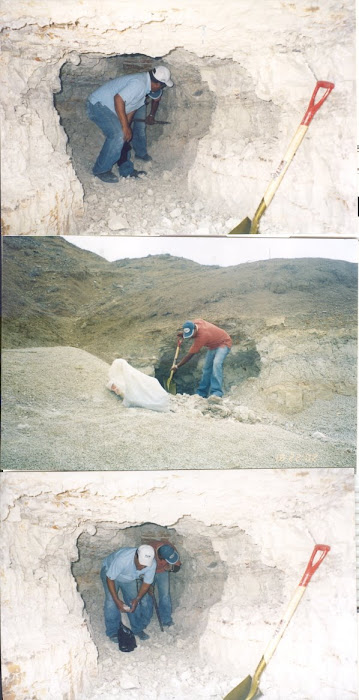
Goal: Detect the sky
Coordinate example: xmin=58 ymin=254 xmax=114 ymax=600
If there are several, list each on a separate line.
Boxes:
xmin=63 ymin=236 xmax=358 ymax=267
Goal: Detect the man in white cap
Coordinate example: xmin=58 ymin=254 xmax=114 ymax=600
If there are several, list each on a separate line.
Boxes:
xmin=100 ymin=544 xmax=156 ymax=641
xmin=86 ymin=66 xmax=173 ymax=183
xmin=124 ymin=84 xmax=165 ymax=164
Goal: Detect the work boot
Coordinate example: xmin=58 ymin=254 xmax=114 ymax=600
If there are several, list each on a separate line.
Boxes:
xmin=135 ymin=154 xmax=152 ymax=162
xmin=136 ymin=631 xmax=150 ymax=640
xmin=208 ymin=395 xmax=222 ymax=404
xmin=122 ymin=169 xmax=146 ymax=178
xmin=94 ymin=170 xmax=119 ymax=183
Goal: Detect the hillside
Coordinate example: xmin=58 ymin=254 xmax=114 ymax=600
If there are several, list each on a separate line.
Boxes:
xmin=1 ymin=237 xmax=357 ymax=469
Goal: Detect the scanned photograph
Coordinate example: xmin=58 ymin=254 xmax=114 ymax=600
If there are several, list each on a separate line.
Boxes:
xmin=1 ymin=1 xmax=355 ymax=236
xmin=1 ymin=469 xmax=356 ymax=700
xmin=1 ymin=236 xmax=357 ymax=470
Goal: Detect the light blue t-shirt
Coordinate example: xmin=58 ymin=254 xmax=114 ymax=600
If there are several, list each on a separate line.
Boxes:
xmin=103 ymin=547 xmax=156 ymax=584
xmin=89 ymin=72 xmax=152 ymax=115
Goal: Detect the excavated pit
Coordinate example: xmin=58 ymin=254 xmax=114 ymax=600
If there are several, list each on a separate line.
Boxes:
xmin=1 ymin=2 xmax=356 ymax=236
xmin=155 ymin=340 xmax=261 ymax=395
xmin=1 ymin=470 xmax=357 ymax=700
xmin=72 ymin=520 xmax=228 ymax=648
xmin=52 ymin=48 xmax=280 ymax=237
xmin=54 ymin=51 xmax=216 ymax=187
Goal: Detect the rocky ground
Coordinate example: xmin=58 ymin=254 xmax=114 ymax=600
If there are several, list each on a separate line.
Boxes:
xmin=77 ymin=603 xmax=238 ymax=700
xmin=56 ymin=87 xmax=244 ymax=238
xmin=53 ymin=50 xmax=340 ymax=238
xmin=2 ymin=346 xmax=355 ymax=470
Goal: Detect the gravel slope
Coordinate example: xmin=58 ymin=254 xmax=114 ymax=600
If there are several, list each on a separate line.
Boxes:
xmin=2 ymin=346 xmax=355 ymax=470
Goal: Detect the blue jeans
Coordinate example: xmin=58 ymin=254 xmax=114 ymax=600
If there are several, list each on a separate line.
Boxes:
xmin=146 ymin=572 xmax=173 ymax=625
xmin=100 ymin=567 xmax=152 ymax=637
xmin=86 ymin=100 xmax=134 ymax=176
xmin=197 ymin=346 xmax=231 ymax=398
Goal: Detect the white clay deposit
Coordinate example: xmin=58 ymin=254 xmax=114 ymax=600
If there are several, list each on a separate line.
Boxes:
xmin=0 ymin=1 xmax=356 ymax=236
xmin=1 ymin=469 xmax=357 ymax=700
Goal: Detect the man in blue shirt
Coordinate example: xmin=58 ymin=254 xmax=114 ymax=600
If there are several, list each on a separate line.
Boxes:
xmin=116 ymin=88 xmax=163 ymax=174
xmin=100 ymin=544 xmax=157 ymax=641
xmin=86 ymin=66 xmax=173 ymax=183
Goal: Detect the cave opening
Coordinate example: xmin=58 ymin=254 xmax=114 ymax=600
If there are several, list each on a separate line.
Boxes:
xmin=52 ymin=49 xmax=261 ymax=235
xmin=54 ymin=50 xmax=215 ymax=202
xmin=72 ymin=518 xmax=228 ymax=658
xmin=155 ymin=340 xmax=262 ymax=395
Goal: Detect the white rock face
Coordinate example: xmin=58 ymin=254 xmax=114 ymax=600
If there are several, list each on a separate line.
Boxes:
xmin=0 ymin=0 xmax=355 ymax=235
xmin=1 ymin=469 xmax=356 ymax=699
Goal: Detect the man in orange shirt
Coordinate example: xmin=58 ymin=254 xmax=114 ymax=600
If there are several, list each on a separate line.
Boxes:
xmin=144 ymin=541 xmax=181 ymax=628
xmin=171 ymin=319 xmax=232 ymax=398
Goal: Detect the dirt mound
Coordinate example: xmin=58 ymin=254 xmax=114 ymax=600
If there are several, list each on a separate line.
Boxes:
xmin=2 ymin=346 xmax=355 ymax=470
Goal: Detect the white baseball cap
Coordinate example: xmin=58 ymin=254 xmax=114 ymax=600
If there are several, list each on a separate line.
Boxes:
xmin=152 ymin=66 xmax=173 ymax=87
xmin=137 ymin=544 xmax=155 ymax=566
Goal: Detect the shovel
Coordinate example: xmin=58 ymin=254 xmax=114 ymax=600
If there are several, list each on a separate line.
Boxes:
xmin=228 ymin=80 xmax=335 ymax=235
xmin=223 ymin=543 xmax=330 ymax=700
xmin=166 ymin=338 xmax=183 ymax=394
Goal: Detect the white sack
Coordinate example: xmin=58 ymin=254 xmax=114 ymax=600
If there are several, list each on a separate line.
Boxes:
xmin=107 ymin=359 xmax=170 ymax=413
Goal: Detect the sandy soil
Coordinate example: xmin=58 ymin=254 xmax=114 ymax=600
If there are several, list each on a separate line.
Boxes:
xmin=78 ymin=605 xmax=238 ymax=700
xmin=2 ymin=346 xmax=355 ymax=471
xmin=69 ymin=126 xmax=244 ymax=238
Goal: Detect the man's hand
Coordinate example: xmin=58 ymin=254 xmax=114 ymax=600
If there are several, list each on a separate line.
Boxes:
xmin=145 ymin=115 xmax=156 ymax=125
xmin=123 ymin=125 xmax=132 ymax=142
xmin=114 ymin=95 xmax=133 ymax=142
xmin=170 ymin=364 xmax=178 ymax=373
xmin=117 ymin=599 xmax=131 ymax=613
xmin=130 ymin=597 xmax=140 ymax=612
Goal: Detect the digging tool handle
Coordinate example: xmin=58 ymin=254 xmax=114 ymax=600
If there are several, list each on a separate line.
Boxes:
xmin=150 ymin=585 xmax=164 ymax=632
xmin=133 ymin=118 xmax=171 ymax=124
xmin=262 ymin=81 xmax=334 ymax=208
xmin=263 ymin=544 xmax=330 ymax=665
xmin=168 ymin=338 xmax=183 ymax=384
xmin=299 ymin=543 xmax=330 ymax=586
xmin=301 ymin=81 xmax=335 ymax=126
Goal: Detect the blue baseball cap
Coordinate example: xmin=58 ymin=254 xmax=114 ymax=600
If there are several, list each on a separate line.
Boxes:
xmin=158 ymin=545 xmax=179 ymax=564
xmin=182 ymin=321 xmax=195 ymax=339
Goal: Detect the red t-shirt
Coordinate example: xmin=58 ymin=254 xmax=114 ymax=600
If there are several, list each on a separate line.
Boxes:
xmin=146 ymin=539 xmax=181 ymax=573
xmin=189 ymin=319 xmax=232 ymax=353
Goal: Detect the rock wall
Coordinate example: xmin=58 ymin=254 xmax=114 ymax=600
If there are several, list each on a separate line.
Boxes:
xmin=0 ymin=0 xmax=355 ymax=235
xmin=1 ymin=470 xmax=356 ymax=699
xmin=236 ymin=323 xmax=357 ymax=414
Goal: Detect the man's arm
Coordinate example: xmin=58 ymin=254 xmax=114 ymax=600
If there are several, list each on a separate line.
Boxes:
xmin=114 ymin=94 xmax=133 ymax=142
xmin=106 ymin=576 xmax=129 ymax=612
xmin=145 ymin=97 xmax=161 ymax=125
xmin=171 ymin=352 xmax=196 ymax=372
xmin=130 ymin=581 xmax=151 ymax=612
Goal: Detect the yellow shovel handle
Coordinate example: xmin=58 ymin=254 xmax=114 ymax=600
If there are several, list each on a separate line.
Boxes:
xmin=167 ymin=339 xmax=183 ymax=387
